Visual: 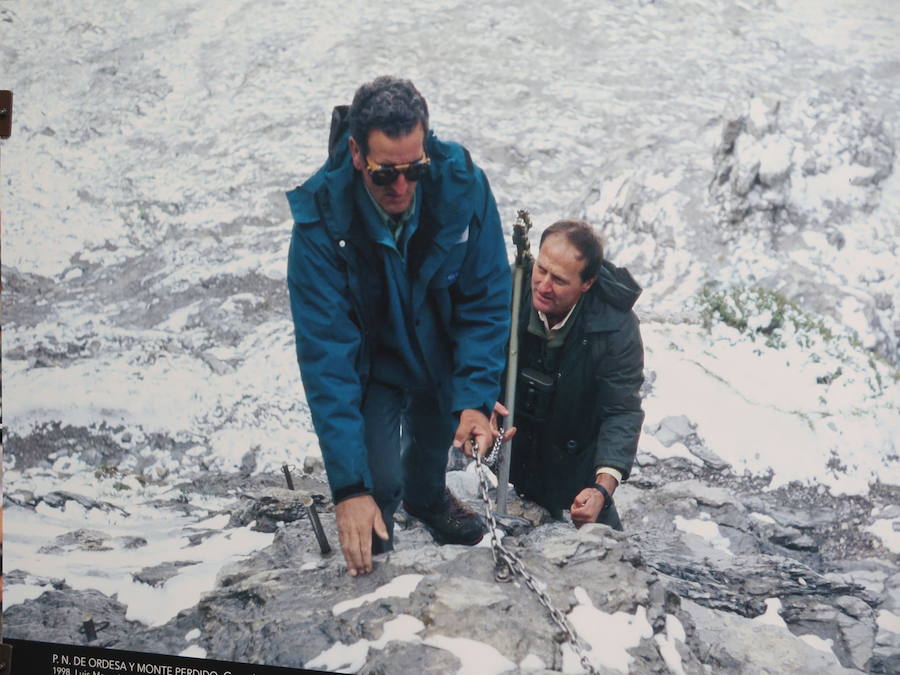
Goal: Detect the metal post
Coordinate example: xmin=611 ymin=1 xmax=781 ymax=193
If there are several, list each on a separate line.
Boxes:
xmin=82 ymin=617 xmax=97 ymax=643
xmin=0 ymin=91 xmax=11 ymax=140
xmin=0 ymin=91 xmax=12 ymax=675
xmin=281 ymin=463 xmax=295 ymax=490
xmin=304 ymin=496 xmax=332 ymax=555
xmin=496 ymin=210 xmax=532 ymax=514
xmin=0 ymin=92 xmax=11 ymax=297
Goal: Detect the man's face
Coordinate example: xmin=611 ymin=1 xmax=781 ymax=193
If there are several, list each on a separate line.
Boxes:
xmin=350 ymin=123 xmax=425 ymax=216
xmin=531 ymin=234 xmax=595 ymax=323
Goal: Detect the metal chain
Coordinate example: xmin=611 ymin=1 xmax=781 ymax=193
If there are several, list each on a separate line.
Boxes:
xmin=472 ymin=432 xmax=600 ymax=675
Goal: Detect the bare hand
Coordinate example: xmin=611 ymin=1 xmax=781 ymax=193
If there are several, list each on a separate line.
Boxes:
xmin=490 ymin=401 xmax=517 ymax=443
xmin=569 ymin=487 xmax=604 ymax=527
xmin=452 ymin=408 xmax=493 ymax=458
xmin=570 ymin=473 xmax=619 ymax=527
xmin=335 ymin=494 xmax=389 ymax=576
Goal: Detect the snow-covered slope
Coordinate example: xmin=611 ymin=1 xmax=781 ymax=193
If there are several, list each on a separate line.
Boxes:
xmin=2 ymin=1 xmax=898 ymax=672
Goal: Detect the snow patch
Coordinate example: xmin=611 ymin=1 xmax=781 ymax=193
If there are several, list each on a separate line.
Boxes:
xmin=753 ymin=598 xmax=788 ymax=629
xmin=424 ymin=635 xmax=516 ymax=675
xmin=674 ymin=515 xmax=733 ymax=554
xmin=867 ymin=518 xmax=900 ymax=554
xmin=565 ymin=587 xmax=653 ymax=673
xmin=305 ymin=614 xmax=425 ymax=673
xmin=332 ymin=574 xmax=424 ymax=616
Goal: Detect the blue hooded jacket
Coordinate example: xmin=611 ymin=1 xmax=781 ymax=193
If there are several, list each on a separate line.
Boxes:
xmin=286 ymin=107 xmax=511 ymax=501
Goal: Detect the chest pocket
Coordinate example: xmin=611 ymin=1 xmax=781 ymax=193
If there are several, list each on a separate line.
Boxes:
xmin=424 ymin=242 xmax=465 ymax=329
xmin=548 ymin=333 xmax=611 ymax=453
xmin=429 ymin=235 xmax=468 ymax=290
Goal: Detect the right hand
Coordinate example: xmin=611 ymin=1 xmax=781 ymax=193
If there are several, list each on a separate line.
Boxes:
xmin=569 ymin=487 xmax=604 ymax=528
xmin=452 ymin=409 xmax=494 ymax=459
xmin=335 ymin=494 xmax=389 ymax=577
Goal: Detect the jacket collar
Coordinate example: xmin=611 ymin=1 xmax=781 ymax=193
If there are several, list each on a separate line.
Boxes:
xmin=317 ymin=125 xmax=475 ymax=247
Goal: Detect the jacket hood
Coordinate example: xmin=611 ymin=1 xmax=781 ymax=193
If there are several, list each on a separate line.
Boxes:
xmin=327 ymin=105 xmax=351 ymax=163
xmin=593 ymin=259 xmax=642 ymax=312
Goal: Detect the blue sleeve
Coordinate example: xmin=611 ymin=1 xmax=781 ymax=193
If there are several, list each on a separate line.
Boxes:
xmin=286 ymin=209 xmax=372 ymax=499
xmin=448 ymin=171 xmax=512 ymax=415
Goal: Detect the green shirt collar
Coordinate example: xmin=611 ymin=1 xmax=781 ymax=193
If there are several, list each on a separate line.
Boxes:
xmin=527 ymin=296 xmax=585 ymax=348
xmin=363 ymin=183 xmax=417 ymax=243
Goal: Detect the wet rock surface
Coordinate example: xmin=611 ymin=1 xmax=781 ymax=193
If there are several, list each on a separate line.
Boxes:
xmin=5 ymin=467 xmax=898 ymax=672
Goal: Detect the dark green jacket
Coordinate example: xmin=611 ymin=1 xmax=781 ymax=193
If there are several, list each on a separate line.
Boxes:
xmin=509 ymin=259 xmax=645 ymax=517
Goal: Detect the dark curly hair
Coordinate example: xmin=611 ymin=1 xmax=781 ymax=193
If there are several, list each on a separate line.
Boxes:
xmin=540 ymin=220 xmax=604 ymax=282
xmin=348 ymin=76 xmax=429 ymax=156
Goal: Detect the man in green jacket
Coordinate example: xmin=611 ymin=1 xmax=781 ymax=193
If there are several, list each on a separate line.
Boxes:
xmin=508 ymin=220 xmax=644 ymax=530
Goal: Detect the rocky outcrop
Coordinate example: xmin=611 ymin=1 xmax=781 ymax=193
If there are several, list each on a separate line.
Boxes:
xmin=38 ymin=529 xmax=147 ymax=554
xmin=710 ymin=92 xmax=894 ymax=228
xmin=3 ymin=589 xmax=144 ymax=649
xmin=576 ymin=89 xmax=898 ymax=366
xmin=6 ymin=473 xmax=897 ymax=673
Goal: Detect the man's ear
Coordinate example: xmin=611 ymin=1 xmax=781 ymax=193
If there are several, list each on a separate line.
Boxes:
xmin=581 ymin=277 xmax=596 ymax=294
xmin=349 ymin=136 xmax=364 ymax=171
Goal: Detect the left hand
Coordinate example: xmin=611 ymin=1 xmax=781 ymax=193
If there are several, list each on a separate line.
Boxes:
xmin=569 ymin=487 xmax=605 ymax=527
xmin=452 ymin=408 xmax=493 ymax=458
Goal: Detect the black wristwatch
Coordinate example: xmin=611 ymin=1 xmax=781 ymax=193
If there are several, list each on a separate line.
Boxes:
xmin=590 ymin=483 xmax=613 ymax=511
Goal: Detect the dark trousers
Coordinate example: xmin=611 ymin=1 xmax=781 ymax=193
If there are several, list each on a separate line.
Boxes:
xmin=362 ymin=380 xmax=455 ymax=553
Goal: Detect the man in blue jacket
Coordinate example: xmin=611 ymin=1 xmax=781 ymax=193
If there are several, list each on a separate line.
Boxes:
xmin=286 ymin=77 xmax=511 ymax=576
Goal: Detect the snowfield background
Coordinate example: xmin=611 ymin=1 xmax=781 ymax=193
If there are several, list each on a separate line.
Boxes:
xmin=2 ymin=1 xmax=899 ymax=673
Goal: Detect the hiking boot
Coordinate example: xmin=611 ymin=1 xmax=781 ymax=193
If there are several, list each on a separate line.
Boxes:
xmin=403 ymin=488 xmax=486 ymax=545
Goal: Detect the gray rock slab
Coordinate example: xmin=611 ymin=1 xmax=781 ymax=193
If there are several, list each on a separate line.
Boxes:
xmin=650 ymin=414 xmax=696 ymax=447
xmin=228 ymin=487 xmax=317 ymax=531
xmin=882 ymin=572 xmax=900 ymax=612
xmin=682 ymin=598 xmax=856 ymax=674
xmin=41 ymin=490 xmax=130 ymax=516
xmin=687 ymin=444 xmax=732 ymax=471
xmin=657 ymin=479 xmax=741 ymax=509
xmin=133 ymin=560 xmax=202 ymax=587
xmin=37 ymin=528 xmax=147 ymax=554
xmin=3 ymin=589 xmax=144 ymax=648
xmin=432 ymin=577 xmax=508 ymax=611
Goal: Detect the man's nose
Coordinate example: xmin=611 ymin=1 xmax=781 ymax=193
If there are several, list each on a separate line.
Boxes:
xmin=536 ymin=276 xmax=552 ymax=294
xmin=392 ymin=173 xmax=409 ymax=192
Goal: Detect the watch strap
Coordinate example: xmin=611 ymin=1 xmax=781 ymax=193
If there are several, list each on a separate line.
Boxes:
xmin=590 ymin=483 xmax=613 ymax=511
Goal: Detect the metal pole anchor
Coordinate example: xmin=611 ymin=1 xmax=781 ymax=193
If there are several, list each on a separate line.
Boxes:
xmin=281 ymin=463 xmax=295 ymax=490
xmin=304 ymin=496 xmax=332 ymax=555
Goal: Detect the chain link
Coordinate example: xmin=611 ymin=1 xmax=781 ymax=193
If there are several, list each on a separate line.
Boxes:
xmin=472 ymin=432 xmax=600 ymax=675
